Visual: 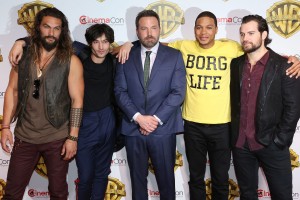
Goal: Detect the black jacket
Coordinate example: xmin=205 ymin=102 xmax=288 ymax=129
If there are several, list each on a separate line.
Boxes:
xmin=230 ymin=49 xmax=300 ymax=149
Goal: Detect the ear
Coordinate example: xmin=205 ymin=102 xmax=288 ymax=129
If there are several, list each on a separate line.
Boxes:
xmin=262 ymin=31 xmax=267 ymax=41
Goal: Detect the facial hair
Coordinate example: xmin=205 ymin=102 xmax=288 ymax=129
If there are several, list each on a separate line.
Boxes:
xmin=41 ymin=36 xmax=59 ymax=52
xmin=139 ymin=35 xmax=159 ymax=49
xmin=242 ymin=40 xmax=262 ymax=53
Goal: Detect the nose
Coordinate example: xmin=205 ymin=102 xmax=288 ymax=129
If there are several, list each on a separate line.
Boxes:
xmin=147 ymin=29 xmax=152 ymax=37
xmin=98 ymin=42 xmax=103 ymax=49
xmin=48 ymin=28 xmax=54 ymax=36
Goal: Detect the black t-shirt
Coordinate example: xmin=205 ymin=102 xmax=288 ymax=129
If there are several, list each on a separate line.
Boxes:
xmin=83 ymin=56 xmax=114 ymax=112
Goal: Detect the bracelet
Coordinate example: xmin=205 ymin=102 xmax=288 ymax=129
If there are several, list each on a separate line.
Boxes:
xmin=67 ymin=135 xmax=78 ymax=142
xmin=1 ymin=126 xmax=10 ymax=130
xmin=1 ymin=124 xmax=10 ymax=127
xmin=70 ymin=108 xmax=83 ymax=128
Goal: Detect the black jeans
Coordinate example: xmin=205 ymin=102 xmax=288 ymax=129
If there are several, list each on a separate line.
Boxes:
xmin=184 ymin=120 xmax=231 ymax=200
xmin=232 ymin=141 xmax=292 ymax=200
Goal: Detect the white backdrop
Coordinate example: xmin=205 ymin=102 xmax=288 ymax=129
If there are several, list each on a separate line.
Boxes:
xmin=0 ymin=0 xmax=300 ymax=199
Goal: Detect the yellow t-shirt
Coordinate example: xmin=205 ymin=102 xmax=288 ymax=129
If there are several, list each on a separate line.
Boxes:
xmin=169 ymin=39 xmax=244 ymax=124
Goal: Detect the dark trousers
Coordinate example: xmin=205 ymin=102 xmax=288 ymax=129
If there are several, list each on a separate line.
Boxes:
xmin=125 ymin=133 xmax=176 ymax=200
xmin=4 ymin=138 xmax=69 ymax=200
xmin=184 ymin=120 xmax=231 ymax=200
xmin=76 ymin=106 xmax=116 ymax=200
xmin=232 ymin=142 xmax=292 ymax=200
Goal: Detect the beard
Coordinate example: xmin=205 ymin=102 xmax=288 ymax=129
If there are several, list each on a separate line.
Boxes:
xmin=242 ymin=40 xmax=262 ymax=53
xmin=41 ymin=36 xmax=59 ymax=51
xmin=139 ymin=36 xmax=159 ymax=48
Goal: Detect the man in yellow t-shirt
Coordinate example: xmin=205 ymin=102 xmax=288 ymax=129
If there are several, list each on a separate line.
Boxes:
xmin=167 ymin=11 xmax=243 ymax=200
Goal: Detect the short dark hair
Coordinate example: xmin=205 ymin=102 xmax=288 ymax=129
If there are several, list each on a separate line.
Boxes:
xmin=85 ymin=23 xmax=114 ymax=45
xmin=195 ymin=11 xmax=218 ymax=27
xmin=241 ymin=14 xmax=272 ymax=47
xmin=135 ymin=10 xmax=160 ymax=29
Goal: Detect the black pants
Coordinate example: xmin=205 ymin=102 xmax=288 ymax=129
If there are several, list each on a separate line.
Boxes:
xmin=232 ymin=142 xmax=292 ymax=200
xmin=184 ymin=120 xmax=231 ymax=200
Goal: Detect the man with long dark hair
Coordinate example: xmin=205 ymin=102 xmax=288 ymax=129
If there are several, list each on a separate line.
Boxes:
xmin=0 ymin=7 xmax=84 ymax=199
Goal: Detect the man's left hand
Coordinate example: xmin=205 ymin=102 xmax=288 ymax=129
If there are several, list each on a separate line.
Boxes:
xmin=286 ymin=55 xmax=300 ymax=78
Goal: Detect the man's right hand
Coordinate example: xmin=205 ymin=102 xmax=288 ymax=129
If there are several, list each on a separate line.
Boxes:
xmin=9 ymin=40 xmax=26 ymax=67
xmin=135 ymin=115 xmax=158 ymax=135
xmin=1 ymin=129 xmax=14 ymax=153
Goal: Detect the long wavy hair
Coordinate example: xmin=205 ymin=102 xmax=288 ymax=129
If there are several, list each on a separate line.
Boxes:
xmin=29 ymin=7 xmax=73 ymax=64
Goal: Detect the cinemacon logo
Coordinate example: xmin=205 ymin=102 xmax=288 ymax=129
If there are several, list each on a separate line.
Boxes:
xmin=0 ymin=91 xmax=5 ymax=98
xmin=257 ymin=189 xmax=299 ymax=199
xmin=217 ymin=16 xmax=243 ymax=24
xmin=148 ymin=189 xmax=184 ymax=197
xmin=111 ymin=158 xmax=127 ymax=165
xmin=0 ymin=159 xmax=10 ymax=166
xmin=28 ymin=189 xmax=50 ymax=198
xmin=79 ymin=15 xmax=125 ymax=25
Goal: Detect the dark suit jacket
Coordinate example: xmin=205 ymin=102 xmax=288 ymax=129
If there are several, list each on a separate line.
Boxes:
xmin=230 ymin=49 xmax=300 ymax=149
xmin=114 ymin=42 xmax=186 ymax=136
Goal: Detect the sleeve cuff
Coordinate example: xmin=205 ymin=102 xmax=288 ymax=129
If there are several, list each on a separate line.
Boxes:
xmin=132 ymin=112 xmax=141 ymax=123
xmin=153 ymin=115 xmax=163 ymax=125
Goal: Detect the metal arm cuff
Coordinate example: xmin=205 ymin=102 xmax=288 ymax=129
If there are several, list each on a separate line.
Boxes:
xmin=70 ymin=108 xmax=83 ymax=128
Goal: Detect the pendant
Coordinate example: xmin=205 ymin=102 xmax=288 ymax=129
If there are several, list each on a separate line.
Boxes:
xmin=37 ymin=68 xmax=42 ymax=78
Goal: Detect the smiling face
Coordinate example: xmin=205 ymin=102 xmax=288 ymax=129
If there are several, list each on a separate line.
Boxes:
xmin=90 ymin=34 xmax=110 ymax=64
xmin=39 ymin=16 xmax=62 ymax=51
xmin=194 ymin=16 xmax=218 ymax=49
xmin=136 ymin=16 xmax=160 ymax=49
xmin=240 ymin=20 xmax=266 ymax=53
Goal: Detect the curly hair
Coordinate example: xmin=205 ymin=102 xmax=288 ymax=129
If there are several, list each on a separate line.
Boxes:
xmin=29 ymin=7 xmax=73 ymax=64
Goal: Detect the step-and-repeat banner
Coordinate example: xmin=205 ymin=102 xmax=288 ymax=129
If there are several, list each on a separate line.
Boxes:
xmin=0 ymin=0 xmax=299 ymax=199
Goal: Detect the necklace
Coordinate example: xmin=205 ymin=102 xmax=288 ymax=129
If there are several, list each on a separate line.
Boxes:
xmin=36 ymin=51 xmax=56 ymax=78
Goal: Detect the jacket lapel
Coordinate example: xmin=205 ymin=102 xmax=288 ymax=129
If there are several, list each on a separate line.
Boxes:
xmin=132 ymin=46 xmax=145 ymax=88
xmin=258 ymin=52 xmax=278 ymax=98
xmin=238 ymin=55 xmax=246 ymax=88
xmin=148 ymin=43 xmax=164 ymax=85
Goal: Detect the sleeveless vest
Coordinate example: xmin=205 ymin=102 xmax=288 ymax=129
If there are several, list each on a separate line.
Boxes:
xmin=14 ymin=50 xmax=71 ymax=128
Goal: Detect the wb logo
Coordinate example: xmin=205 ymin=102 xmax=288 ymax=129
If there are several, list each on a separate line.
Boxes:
xmin=146 ymin=1 xmax=184 ymax=39
xmin=266 ymin=0 xmax=300 ymax=38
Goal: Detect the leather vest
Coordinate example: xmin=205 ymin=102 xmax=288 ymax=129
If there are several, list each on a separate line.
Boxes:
xmin=14 ymin=51 xmax=71 ymax=128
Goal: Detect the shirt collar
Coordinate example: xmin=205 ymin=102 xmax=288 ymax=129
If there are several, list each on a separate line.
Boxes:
xmin=246 ymin=50 xmax=270 ymax=65
xmin=141 ymin=42 xmax=159 ymax=55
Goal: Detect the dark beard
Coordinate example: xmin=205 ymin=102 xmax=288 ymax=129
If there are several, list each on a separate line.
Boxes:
xmin=242 ymin=41 xmax=262 ymax=53
xmin=41 ymin=36 xmax=58 ymax=51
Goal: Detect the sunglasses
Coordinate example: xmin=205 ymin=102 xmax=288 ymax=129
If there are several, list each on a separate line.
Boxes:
xmin=32 ymin=79 xmax=40 ymax=99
